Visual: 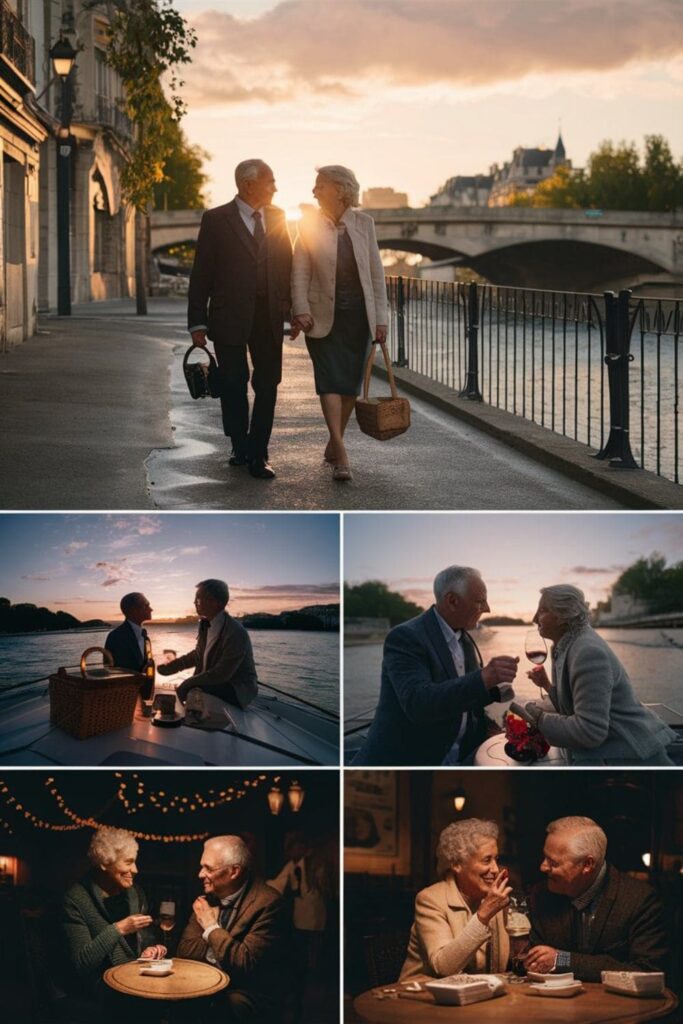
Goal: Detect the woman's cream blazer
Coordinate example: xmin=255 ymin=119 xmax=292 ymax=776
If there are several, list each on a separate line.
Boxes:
xmin=291 ymin=208 xmax=388 ymax=338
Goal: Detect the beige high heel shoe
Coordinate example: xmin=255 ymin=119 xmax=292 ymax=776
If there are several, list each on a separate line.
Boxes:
xmin=332 ymin=464 xmax=352 ymax=481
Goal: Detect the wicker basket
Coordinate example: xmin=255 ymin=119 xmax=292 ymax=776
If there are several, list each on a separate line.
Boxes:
xmin=48 ymin=648 xmax=143 ymax=739
xmin=355 ymin=341 xmax=411 ymax=441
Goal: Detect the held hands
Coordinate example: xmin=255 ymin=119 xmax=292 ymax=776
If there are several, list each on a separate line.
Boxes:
xmin=140 ymin=945 xmax=168 ymax=960
xmin=156 ymin=664 xmax=173 ymax=676
xmin=193 ymin=896 xmax=219 ymax=931
xmin=290 ymin=313 xmax=314 ymax=339
xmin=525 ymin=945 xmax=559 ymax=974
xmin=190 ymin=329 xmax=207 ymax=348
xmin=115 ymin=914 xmax=153 ymax=936
xmin=476 ymin=869 xmax=512 ymax=926
xmin=527 ymin=665 xmax=551 ymax=692
xmin=481 ymin=656 xmax=519 ymax=690
xmin=374 ymin=325 xmax=388 ymax=344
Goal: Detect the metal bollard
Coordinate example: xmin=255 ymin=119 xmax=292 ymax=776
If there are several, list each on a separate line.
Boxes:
xmin=595 ymin=290 xmax=638 ymax=468
xmin=459 ymin=281 xmax=483 ymax=400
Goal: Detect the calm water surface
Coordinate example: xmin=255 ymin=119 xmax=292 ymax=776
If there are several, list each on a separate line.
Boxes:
xmin=0 ymin=624 xmax=339 ymax=716
xmin=344 ymin=623 xmax=683 ymax=724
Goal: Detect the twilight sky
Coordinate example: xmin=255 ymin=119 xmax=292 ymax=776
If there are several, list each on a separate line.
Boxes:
xmin=174 ymin=0 xmax=683 ymax=212
xmin=0 ymin=514 xmax=339 ymax=620
xmin=344 ymin=512 xmax=683 ymax=618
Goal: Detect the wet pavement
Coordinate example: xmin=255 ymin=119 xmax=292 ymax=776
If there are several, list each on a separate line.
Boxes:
xmin=0 ymin=298 xmax=623 ymax=510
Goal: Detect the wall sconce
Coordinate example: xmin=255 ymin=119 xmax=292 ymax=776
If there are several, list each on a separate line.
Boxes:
xmin=287 ymin=781 xmax=305 ymax=813
xmin=452 ymin=787 xmax=466 ymax=813
xmin=267 ymin=786 xmax=284 ymax=816
xmin=642 ymin=852 xmax=651 ymax=868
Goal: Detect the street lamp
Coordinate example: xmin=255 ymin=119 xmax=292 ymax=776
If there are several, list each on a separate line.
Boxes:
xmin=50 ymin=36 xmax=77 ymax=316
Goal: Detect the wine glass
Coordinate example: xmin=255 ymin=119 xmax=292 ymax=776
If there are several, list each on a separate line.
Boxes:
xmin=524 ymin=630 xmax=548 ymax=694
xmin=158 ymin=899 xmax=176 ymax=934
xmin=505 ymin=892 xmax=531 ymax=978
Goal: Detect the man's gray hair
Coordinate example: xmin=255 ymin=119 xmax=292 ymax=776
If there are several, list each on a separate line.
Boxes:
xmin=433 ymin=566 xmax=482 ymax=603
xmin=317 ymin=165 xmax=360 ymax=208
xmin=436 ymin=819 xmax=499 ymax=876
xmin=120 ymin=592 xmax=146 ymax=616
xmin=540 ymin=585 xmax=590 ymax=627
xmin=196 ymin=579 xmax=229 ymax=606
xmin=547 ymin=816 xmax=607 ymax=865
xmin=205 ymin=835 xmax=251 ymax=871
xmin=87 ymin=826 xmax=138 ymax=868
xmin=235 ymin=159 xmax=268 ymax=187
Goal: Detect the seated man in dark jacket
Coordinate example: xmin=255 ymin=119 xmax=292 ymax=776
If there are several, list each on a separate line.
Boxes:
xmin=527 ymin=815 xmax=669 ymax=981
xmin=105 ymin=592 xmax=153 ymax=673
xmin=177 ymin=835 xmax=288 ymax=1022
xmin=157 ymin=579 xmax=258 ymax=707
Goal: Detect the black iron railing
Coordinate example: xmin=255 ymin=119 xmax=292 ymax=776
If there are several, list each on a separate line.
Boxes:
xmin=0 ymin=0 xmax=35 ymax=84
xmin=385 ymin=277 xmax=682 ymax=484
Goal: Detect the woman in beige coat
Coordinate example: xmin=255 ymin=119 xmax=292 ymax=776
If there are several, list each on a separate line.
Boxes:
xmin=401 ymin=819 xmax=511 ymax=979
xmin=291 ymin=165 xmax=388 ymax=481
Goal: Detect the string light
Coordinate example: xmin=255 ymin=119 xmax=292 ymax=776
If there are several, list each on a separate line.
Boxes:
xmin=112 ymin=772 xmax=271 ymax=816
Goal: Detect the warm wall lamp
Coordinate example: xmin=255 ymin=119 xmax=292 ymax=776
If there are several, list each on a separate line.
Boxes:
xmin=287 ymin=781 xmax=305 ymax=813
xmin=267 ymin=786 xmax=284 ymax=816
xmin=452 ymin=787 xmax=466 ymax=813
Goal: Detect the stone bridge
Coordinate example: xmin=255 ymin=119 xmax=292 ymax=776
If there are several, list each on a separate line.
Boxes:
xmin=150 ymin=207 xmax=683 ymax=291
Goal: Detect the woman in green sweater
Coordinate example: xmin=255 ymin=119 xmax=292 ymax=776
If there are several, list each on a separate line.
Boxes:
xmin=62 ymin=826 xmax=166 ymax=993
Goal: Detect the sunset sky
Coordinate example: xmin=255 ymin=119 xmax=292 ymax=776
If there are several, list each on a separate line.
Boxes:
xmin=174 ymin=0 xmax=683 ymax=212
xmin=0 ymin=514 xmax=339 ymax=621
xmin=344 ymin=512 xmax=683 ymax=618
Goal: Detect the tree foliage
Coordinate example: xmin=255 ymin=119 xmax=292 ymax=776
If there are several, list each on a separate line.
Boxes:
xmin=507 ymin=135 xmax=683 ymax=212
xmin=344 ymin=581 xmax=424 ymax=626
xmin=153 ymin=117 xmax=209 ymax=210
xmin=105 ymin=0 xmax=197 ymax=211
xmin=612 ymin=555 xmax=683 ymax=614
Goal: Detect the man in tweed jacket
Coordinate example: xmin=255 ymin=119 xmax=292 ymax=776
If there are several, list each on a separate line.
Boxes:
xmin=526 ymin=816 xmax=669 ymax=981
xmin=177 ymin=835 xmax=288 ymax=1022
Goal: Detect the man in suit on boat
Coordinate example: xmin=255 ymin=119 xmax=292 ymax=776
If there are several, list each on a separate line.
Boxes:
xmin=177 ymin=835 xmax=289 ymax=1022
xmin=157 ymin=579 xmax=258 ymax=708
xmin=105 ymin=592 xmax=152 ymax=674
xmin=351 ymin=565 xmax=518 ymax=766
xmin=187 ymin=158 xmax=293 ymax=480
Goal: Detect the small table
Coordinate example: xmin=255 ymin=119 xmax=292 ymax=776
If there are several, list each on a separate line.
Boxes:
xmin=353 ymin=977 xmax=677 ymax=1024
xmin=474 ymin=735 xmax=566 ymax=767
xmin=103 ymin=957 xmax=229 ymax=1001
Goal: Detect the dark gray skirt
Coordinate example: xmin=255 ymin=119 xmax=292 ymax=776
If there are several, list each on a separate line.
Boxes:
xmin=306 ymin=306 xmax=371 ymax=396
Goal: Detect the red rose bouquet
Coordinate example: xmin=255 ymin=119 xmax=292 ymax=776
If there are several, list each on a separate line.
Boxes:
xmin=503 ymin=711 xmax=550 ymax=762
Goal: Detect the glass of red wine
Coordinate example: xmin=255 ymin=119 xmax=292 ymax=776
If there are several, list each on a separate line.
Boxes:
xmin=524 ymin=630 xmax=548 ymax=693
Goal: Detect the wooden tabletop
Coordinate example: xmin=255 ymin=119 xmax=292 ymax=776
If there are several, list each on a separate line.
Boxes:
xmin=353 ymin=977 xmax=678 ymax=1024
xmin=103 ymin=958 xmax=229 ymax=1001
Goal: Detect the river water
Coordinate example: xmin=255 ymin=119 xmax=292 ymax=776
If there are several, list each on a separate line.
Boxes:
xmin=344 ymin=623 xmax=683 ymax=725
xmin=0 ymin=624 xmax=340 ymax=716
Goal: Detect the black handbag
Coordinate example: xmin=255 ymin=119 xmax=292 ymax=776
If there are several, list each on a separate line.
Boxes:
xmin=182 ymin=345 xmax=221 ymax=399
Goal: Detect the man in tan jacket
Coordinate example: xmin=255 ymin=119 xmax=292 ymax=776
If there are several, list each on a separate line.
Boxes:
xmin=157 ymin=579 xmax=258 ymax=708
xmin=177 ymin=835 xmax=288 ymax=1022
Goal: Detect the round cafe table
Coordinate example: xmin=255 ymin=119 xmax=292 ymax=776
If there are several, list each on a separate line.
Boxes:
xmin=474 ymin=735 xmax=566 ymax=767
xmin=104 ymin=957 xmax=229 ymax=1001
xmin=353 ymin=977 xmax=678 ymax=1024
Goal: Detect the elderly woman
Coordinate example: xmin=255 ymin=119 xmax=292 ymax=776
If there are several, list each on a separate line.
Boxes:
xmin=291 ymin=165 xmax=388 ymax=481
xmin=62 ymin=826 xmax=165 ymax=992
xmin=400 ymin=819 xmax=511 ymax=980
xmin=524 ymin=584 xmax=675 ymax=765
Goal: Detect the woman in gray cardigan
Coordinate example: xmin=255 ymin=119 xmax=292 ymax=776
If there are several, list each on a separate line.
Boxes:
xmin=62 ymin=826 xmax=165 ymax=993
xmin=523 ymin=585 xmax=675 ymax=765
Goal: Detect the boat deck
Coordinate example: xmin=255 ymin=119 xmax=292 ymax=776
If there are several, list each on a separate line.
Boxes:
xmin=0 ymin=682 xmax=339 ymax=767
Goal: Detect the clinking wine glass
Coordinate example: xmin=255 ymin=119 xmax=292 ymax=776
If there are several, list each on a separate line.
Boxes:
xmin=505 ymin=892 xmax=531 ymax=978
xmin=524 ymin=630 xmax=548 ymax=694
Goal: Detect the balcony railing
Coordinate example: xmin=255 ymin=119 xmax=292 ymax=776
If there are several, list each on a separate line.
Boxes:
xmin=0 ymin=0 xmax=35 ymax=85
xmin=95 ymin=93 xmax=134 ymax=140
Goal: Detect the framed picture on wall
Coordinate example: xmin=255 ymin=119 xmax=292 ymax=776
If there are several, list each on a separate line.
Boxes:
xmin=345 ymin=771 xmax=411 ymax=875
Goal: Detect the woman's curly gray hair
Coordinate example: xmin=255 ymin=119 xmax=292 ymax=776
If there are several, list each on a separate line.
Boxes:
xmin=436 ymin=818 xmax=499 ymax=876
xmin=316 ymin=165 xmax=360 ymax=208
xmin=87 ymin=826 xmax=138 ymax=868
xmin=539 ymin=584 xmax=590 ymax=627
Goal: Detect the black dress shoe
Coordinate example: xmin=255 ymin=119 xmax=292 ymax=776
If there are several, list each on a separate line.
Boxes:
xmin=248 ymin=458 xmax=276 ymax=479
xmin=229 ymin=451 xmax=248 ymax=467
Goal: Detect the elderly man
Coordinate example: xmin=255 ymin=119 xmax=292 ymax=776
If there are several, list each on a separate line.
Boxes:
xmin=351 ymin=566 xmax=518 ymax=766
xmin=188 ymin=158 xmax=293 ymax=479
xmin=527 ymin=816 xmax=669 ymax=981
xmin=105 ymin=592 xmax=153 ymax=682
xmin=177 ymin=835 xmax=288 ymax=1022
xmin=157 ymin=579 xmax=258 ymax=707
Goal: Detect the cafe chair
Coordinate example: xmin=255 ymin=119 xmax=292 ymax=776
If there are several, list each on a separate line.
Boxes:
xmin=362 ymin=930 xmax=409 ymax=989
xmin=19 ymin=907 xmax=94 ymax=1024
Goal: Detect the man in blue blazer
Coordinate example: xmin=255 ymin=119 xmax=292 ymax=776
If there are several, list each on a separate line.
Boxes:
xmin=351 ymin=566 xmax=518 ymax=766
xmin=105 ymin=592 xmax=152 ymax=675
